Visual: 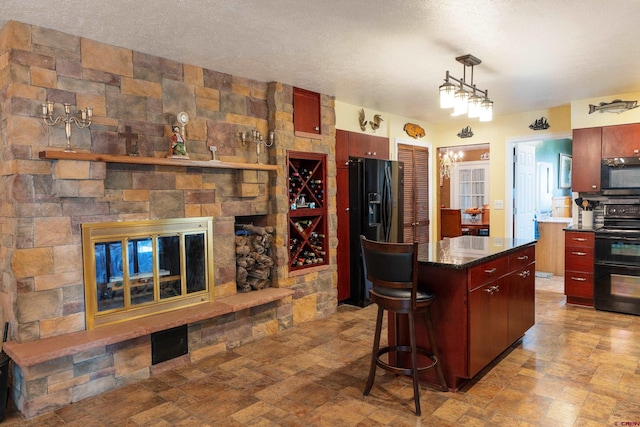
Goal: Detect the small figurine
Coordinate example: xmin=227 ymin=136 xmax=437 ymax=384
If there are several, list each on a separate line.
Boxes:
xmin=169 ymin=125 xmax=188 ymax=158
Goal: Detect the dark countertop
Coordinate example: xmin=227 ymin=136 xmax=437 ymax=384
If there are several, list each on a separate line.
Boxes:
xmin=564 ymin=225 xmax=599 ymax=232
xmin=417 ymin=236 xmax=537 ymax=269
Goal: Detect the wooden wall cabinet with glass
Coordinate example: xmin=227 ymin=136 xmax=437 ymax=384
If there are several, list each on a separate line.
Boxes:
xmin=288 ymin=151 xmax=328 ymax=271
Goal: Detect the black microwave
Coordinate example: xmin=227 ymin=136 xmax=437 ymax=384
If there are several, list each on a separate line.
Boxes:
xmin=601 ymin=157 xmax=640 ymax=195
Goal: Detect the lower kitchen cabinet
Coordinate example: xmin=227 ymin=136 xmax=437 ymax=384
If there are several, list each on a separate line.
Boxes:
xmin=508 ymin=249 xmax=536 ymax=344
xmin=468 ymin=276 xmax=509 ymax=376
xmin=564 ymin=230 xmax=595 ymax=306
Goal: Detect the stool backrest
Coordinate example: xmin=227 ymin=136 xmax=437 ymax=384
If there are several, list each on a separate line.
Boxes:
xmin=360 ymin=236 xmax=419 ymax=305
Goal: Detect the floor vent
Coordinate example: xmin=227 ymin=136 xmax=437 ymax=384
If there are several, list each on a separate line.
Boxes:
xmin=151 ymin=325 xmax=188 ymax=365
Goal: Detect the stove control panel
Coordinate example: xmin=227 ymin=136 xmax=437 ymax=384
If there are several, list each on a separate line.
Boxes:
xmin=604 ymin=204 xmax=640 ymax=218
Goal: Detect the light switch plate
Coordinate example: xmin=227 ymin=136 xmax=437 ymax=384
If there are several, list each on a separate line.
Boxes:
xmin=494 ymin=200 xmax=504 ymax=209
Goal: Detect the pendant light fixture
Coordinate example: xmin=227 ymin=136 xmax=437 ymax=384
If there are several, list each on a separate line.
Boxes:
xmin=439 ymin=54 xmax=493 ymax=121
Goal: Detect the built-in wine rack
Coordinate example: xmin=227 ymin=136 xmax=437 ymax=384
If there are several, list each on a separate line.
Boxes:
xmin=287 ymin=151 xmax=327 ymax=271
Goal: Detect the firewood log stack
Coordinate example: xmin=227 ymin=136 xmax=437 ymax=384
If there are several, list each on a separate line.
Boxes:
xmin=235 ymin=224 xmax=275 ymax=292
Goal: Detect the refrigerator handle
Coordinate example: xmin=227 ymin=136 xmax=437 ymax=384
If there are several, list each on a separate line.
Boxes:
xmin=382 ymin=164 xmax=392 ymax=242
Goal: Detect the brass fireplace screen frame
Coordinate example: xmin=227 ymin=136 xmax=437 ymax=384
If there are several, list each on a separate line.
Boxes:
xmin=82 ymin=217 xmax=214 ymax=329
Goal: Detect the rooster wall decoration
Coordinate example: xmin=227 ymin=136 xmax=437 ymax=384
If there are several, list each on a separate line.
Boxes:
xmin=358 ymin=109 xmax=368 ymax=131
xmin=370 ymin=114 xmax=383 ymax=132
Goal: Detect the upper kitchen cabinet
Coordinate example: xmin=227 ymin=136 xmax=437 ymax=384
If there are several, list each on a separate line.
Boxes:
xmin=602 ymin=123 xmax=640 ymax=158
xmin=335 ymin=129 xmax=390 ymax=166
xmin=293 ymin=87 xmax=321 ymax=139
xmin=572 ymin=127 xmax=602 ymax=192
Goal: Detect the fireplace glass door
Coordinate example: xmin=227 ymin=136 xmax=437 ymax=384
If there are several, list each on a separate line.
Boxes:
xmin=83 ymin=218 xmax=213 ymax=329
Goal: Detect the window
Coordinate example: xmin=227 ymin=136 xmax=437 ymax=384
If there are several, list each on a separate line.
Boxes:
xmin=451 ymin=160 xmax=490 ymax=211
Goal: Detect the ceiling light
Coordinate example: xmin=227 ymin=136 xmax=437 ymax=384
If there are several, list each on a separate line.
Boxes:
xmin=439 ymin=77 xmax=456 ymax=109
xmin=439 ymin=54 xmax=492 ymax=122
xmin=439 ymin=148 xmax=463 ymax=184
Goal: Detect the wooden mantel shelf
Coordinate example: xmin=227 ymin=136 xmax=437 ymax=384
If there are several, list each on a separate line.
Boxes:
xmin=38 ymin=150 xmax=280 ymax=172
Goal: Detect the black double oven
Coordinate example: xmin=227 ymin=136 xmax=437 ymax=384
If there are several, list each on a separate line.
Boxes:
xmin=594 ymin=203 xmax=640 ymax=315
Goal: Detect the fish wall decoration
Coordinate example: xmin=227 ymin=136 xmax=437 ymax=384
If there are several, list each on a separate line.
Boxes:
xmin=403 ymin=122 xmax=425 ymax=139
xmin=588 ymin=99 xmax=638 ymax=114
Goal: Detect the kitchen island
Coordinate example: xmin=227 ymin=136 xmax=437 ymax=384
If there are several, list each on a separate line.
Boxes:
xmin=390 ymin=236 xmax=536 ymax=390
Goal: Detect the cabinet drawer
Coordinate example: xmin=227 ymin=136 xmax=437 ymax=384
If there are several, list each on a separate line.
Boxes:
xmin=565 ymin=231 xmax=594 ymax=248
xmin=565 ymin=246 xmax=594 ymax=272
xmin=509 ymin=246 xmax=535 ymax=271
xmin=468 ymin=257 xmax=508 ymax=291
xmin=564 ymin=273 xmax=594 ymax=298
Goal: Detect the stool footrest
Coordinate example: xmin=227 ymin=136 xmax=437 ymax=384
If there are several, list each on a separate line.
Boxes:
xmin=375 ymin=345 xmax=439 ymax=376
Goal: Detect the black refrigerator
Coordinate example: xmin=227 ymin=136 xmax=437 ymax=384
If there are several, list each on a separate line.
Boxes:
xmin=347 ymin=157 xmax=404 ymax=307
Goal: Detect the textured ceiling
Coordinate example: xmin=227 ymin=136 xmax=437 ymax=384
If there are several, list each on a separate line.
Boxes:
xmin=3 ymin=0 xmax=640 ymax=123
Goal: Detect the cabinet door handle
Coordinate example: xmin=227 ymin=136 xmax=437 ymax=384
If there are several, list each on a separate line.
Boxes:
xmin=344 ymin=161 xmax=349 ymax=166
xmin=484 ymin=268 xmax=497 ymax=274
xmin=372 ymin=152 xmax=377 ymax=156
xmin=571 ymin=251 xmax=587 ymax=256
xmin=635 ymin=149 xmax=639 ymax=154
xmin=484 ymin=288 xmax=494 ymax=294
xmin=517 ymin=255 xmax=529 ymax=261
xmin=591 ymin=184 xmax=597 ymax=189
xmin=345 ymin=208 xmax=349 ymax=211
xmin=314 ymin=127 xmax=319 ymax=131
xmin=571 ymin=276 xmax=587 ymax=282
xmin=572 ymin=237 xmax=587 ymax=242
xmin=491 ymin=285 xmax=500 ymax=293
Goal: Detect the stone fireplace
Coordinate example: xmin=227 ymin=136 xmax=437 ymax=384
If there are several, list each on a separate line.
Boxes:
xmin=0 ymin=21 xmax=337 ymax=418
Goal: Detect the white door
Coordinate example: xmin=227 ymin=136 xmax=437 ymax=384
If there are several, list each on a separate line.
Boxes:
xmin=514 ymin=144 xmax=536 ymax=240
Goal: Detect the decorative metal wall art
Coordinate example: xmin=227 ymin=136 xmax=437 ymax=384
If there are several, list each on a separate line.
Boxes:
xmin=457 ymin=126 xmax=473 ymax=138
xmin=529 ymin=117 xmax=550 ymax=130
xmin=588 ymin=99 xmax=638 ymax=114
xmin=403 ymin=123 xmax=425 ymax=139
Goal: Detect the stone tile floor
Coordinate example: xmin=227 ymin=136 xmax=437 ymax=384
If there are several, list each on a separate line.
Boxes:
xmin=3 ymin=275 xmax=640 ymax=426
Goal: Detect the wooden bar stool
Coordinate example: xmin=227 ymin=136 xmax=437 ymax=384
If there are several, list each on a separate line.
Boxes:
xmin=360 ymin=236 xmax=447 ymax=416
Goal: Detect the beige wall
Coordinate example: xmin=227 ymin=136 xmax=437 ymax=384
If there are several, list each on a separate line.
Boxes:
xmin=336 ymin=99 xmax=574 ymax=239
xmin=433 ymin=105 xmax=572 ymax=238
xmin=571 ymin=90 xmax=640 ymax=129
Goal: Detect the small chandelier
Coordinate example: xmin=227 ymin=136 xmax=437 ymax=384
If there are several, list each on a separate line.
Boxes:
xmin=439 ymin=54 xmax=493 ymax=122
xmin=439 ymin=148 xmax=463 ymax=184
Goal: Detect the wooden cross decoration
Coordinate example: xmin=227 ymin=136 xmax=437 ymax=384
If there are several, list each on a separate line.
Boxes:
xmin=119 ymin=125 xmax=139 ymax=156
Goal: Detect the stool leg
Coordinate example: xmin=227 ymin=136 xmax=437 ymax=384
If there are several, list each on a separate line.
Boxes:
xmin=364 ymin=305 xmax=384 ymax=396
xmin=424 ymin=306 xmax=448 ymax=392
xmin=408 ymin=312 xmax=421 ymax=416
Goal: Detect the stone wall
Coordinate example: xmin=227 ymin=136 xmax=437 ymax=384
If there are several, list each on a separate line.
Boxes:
xmin=0 ymin=20 xmax=337 ymax=417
